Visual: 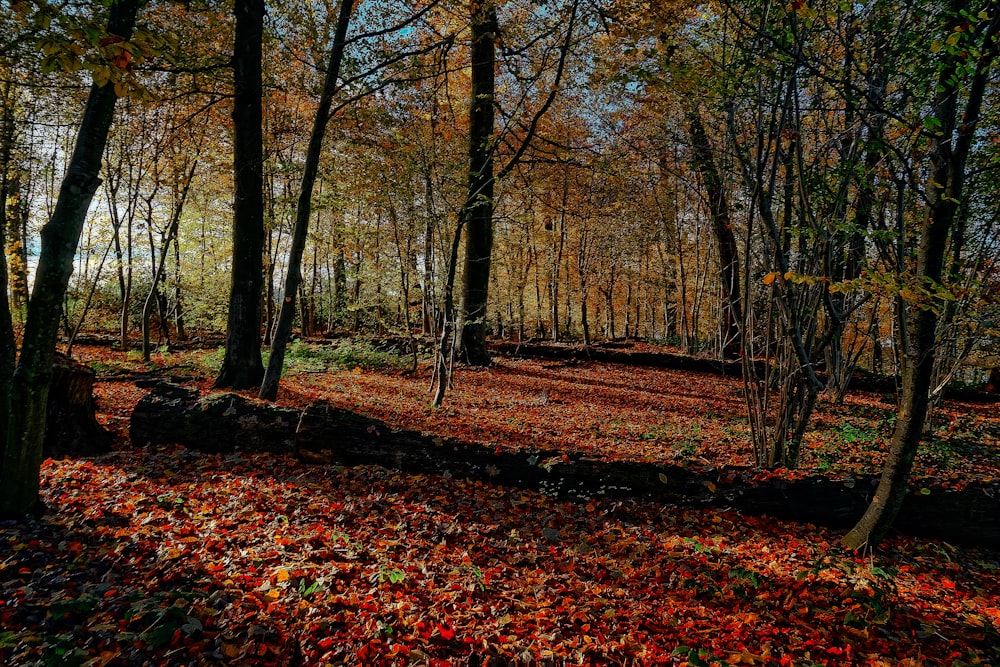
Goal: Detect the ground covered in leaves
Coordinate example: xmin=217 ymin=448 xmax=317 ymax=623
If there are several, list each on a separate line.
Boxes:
xmin=2 ymin=341 xmax=999 ymax=665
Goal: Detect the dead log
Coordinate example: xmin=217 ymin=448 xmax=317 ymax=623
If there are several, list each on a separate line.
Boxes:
xmin=44 ymin=352 xmax=113 ymax=458
xmin=296 ymin=402 xmax=713 ymax=497
xmin=128 ymin=383 xmax=1000 ymax=549
xmin=129 ymin=382 xmax=298 ymax=453
xmin=297 ymin=403 xmax=1000 ymax=548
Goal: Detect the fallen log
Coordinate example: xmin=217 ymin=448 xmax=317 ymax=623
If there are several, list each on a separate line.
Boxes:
xmin=129 ymin=383 xmax=1000 ymax=549
xmin=129 ymin=382 xmax=298 ymax=453
xmin=489 ymin=341 xmax=749 ymax=377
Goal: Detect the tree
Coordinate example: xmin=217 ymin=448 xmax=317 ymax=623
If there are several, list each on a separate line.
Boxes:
xmin=215 ymin=0 xmax=266 ymax=389
xmin=686 ymin=107 xmax=742 ymax=359
xmin=1 ymin=0 xmax=144 ymax=518
xmin=456 ymin=0 xmax=498 ymax=366
xmin=259 ymin=0 xmax=355 ymax=401
xmin=844 ymin=0 xmax=1000 ymax=549
xmin=448 ymin=0 xmax=580 ymax=376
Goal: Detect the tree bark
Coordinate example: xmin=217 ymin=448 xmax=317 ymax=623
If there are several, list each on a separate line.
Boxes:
xmin=458 ymin=1 xmax=498 ymax=367
xmin=0 ymin=77 xmax=17 ymax=457
xmin=686 ymin=109 xmax=742 ymax=359
xmin=215 ymin=0 xmax=266 ymax=390
xmin=843 ymin=1 xmax=1000 ymax=550
xmin=0 ymin=0 xmax=143 ymax=519
xmin=44 ymin=353 xmax=112 ymax=458
xmin=258 ymin=0 xmax=354 ymax=401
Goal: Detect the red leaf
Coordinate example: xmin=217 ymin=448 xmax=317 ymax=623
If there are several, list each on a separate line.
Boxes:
xmin=437 ymin=623 xmax=455 ymax=641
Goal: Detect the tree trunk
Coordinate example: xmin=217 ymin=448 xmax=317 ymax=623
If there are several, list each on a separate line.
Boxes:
xmin=0 ymin=0 xmax=143 ymax=519
xmin=458 ymin=1 xmax=497 ymax=367
xmin=259 ymin=0 xmax=354 ymax=401
xmin=422 ymin=189 xmax=436 ymax=335
xmin=686 ymin=109 xmax=742 ymax=359
xmin=215 ymin=0 xmax=266 ymax=389
xmin=843 ymin=1 xmax=1000 ymax=550
xmin=173 ymin=232 xmax=186 ymax=341
xmin=142 ymin=161 xmax=194 ymax=361
xmin=0 ymin=77 xmax=18 ymax=454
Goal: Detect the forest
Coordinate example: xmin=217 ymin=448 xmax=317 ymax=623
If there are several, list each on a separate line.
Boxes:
xmin=1 ymin=0 xmax=1000 ymax=664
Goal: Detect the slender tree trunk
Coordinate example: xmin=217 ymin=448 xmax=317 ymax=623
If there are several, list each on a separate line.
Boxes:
xmin=66 ymin=233 xmax=115 ymax=356
xmin=104 ymin=157 xmax=135 ymax=349
xmin=458 ymin=1 xmax=498 ymax=366
xmin=142 ymin=161 xmax=195 ymax=360
xmin=259 ymin=0 xmax=354 ymax=401
xmin=422 ymin=163 xmax=437 ymax=335
xmin=5 ymin=172 xmax=29 ymax=312
xmin=0 ymin=0 xmax=143 ymax=519
xmin=215 ymin=0 xmax=266 ymax=389
xmin=843 ymin=1 xmax=999 ymax=549
xmin=263 ymin=226 xmax=276 ymax=344
xmin=687 ymin=108 xmax=742 ymax=359
xmin=173 ymin=232 xmax=186 ymax=340
xmin=550 ymin=178 xmax=568 ymax=342
xmin=432 ymin=210 xmax=465 ymax=407
xmin=0 ymin=77 xmax=16 ymax=464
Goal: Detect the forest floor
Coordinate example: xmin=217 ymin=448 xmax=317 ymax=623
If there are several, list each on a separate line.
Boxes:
xmin=2 ymin=341 xmax=999 ymax=665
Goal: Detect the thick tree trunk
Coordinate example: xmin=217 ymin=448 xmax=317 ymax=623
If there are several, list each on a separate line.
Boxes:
xmin=0 ymin=0 xmax=143 ymax=519
xmin=215 ymin=0 xmax=266 ymax=390
xmin=458 ymin=1 xmax=497 ymax=367
xmin=44 ymin=353 xmax=112 ymax=458
xmin=259 ymin=0 xmax=354 ymax=401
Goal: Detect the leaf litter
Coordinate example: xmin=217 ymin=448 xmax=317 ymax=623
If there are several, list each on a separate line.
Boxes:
xmin=0 ymin=345 xmax=998 ymax=665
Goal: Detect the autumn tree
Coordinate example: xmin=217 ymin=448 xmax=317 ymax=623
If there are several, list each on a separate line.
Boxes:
xmin=454 ymin=0 xmax=499 ymax=366
xmin=259 ymin=0 xmax=354 ymax=401
xmin=686 ymin=108 xmax=742 ymax=359
xmin=215 ymin=0 xmax=266 ymax=389
xmin=844 ymin=0 xmax=1000 ymax=549
xmin=1 ymin=0 xmax=145 ymax=518
xmin=432 ymin=0 xmax=580 ymax=405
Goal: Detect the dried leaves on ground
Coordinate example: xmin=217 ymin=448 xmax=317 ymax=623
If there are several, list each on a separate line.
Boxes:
xmin=1 ymin=344 xmax=998 ymax=665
